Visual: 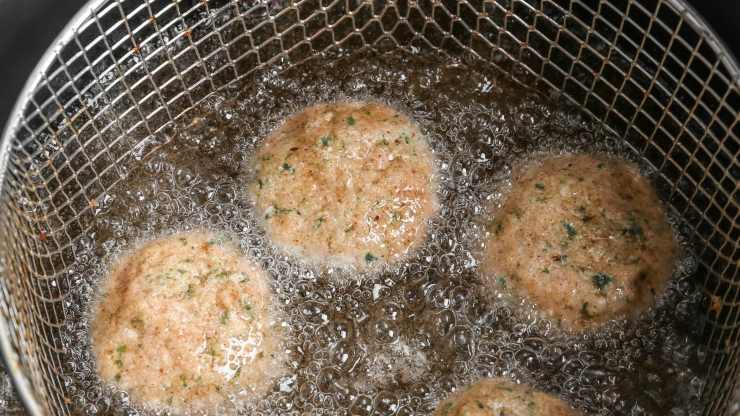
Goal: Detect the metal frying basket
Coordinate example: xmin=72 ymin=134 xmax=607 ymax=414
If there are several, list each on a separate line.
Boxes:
xmin=0 ymin=0 xmax=737 ymax=414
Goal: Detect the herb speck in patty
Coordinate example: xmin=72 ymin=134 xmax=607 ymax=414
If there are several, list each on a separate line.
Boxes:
xmin=592 ymin=272 xmax=614 ymax=291
xmin=314 ymin=216 xmax=325 ymax=229
xmin=562 ymin=221 xmax=577 ymax=239
xmin=281 ymin=162 xmax=295 ymax=173
xmin=622 ymin=215 xmax=646 ymax=241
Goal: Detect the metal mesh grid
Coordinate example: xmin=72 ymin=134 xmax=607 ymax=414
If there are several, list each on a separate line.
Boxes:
xmin=0 ymin=0 xmax=737 ymax=414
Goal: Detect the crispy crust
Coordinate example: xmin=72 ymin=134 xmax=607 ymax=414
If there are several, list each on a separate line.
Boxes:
xmin=91 ymin=231 xmax=284 ymax=414
xmin=480 ymin=154 xmax=678 ymax=331
xmin=249 ymin=101 xmax=439 ymax=270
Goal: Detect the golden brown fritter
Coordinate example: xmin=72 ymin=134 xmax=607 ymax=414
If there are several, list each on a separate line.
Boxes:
xmin=249 ymin=101 xmax=439 ymax=270
xmin=480 ymin=154 xmax=677 ymax=331
xmin=91 ymin=231 xmax=284 ymax=414
xmin=434 ymin=378 xmax=580 ymax=416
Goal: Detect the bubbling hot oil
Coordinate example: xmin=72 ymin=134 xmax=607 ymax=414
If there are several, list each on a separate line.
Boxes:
xmin=61 ymin=50 xmax=707 ymax=416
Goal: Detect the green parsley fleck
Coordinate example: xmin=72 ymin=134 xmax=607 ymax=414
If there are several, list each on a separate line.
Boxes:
xmin=185 ymin=284 xmax=195 ymax=298
xmin=401 ymin=133 xmax=411 ymax=144
xmin=257 ymin=178 xmax=264 ymax=189
xmin=265 ymin=205 xmax=294 ymax=219
xmin=534 ymin=182 xmax=545 ymax=190
xmin=562 ymin=221 xmax=577 ymax=238
xmin=346 ymin=116 xmax=356 ymax=126
xmin=314 ymin=216 xmax=325 ymax=229
xmin=213 ymin=270 xmax=229 ymax=279
xmin=622 ymin=216 xmax=645 ymax=241
xmin=597 ymin=162 xmax=605 ymax=169
xmin=130 ymin=317 xmax=144 ymax=328
xmin=496 ymin=276 xmax=507 ymax=287
xmin=232 ymin=366 xmax=242 ymax=380
xmin=476 ymin=400 xmax=486 ymax=409
xmin=542 ymin=267 xmax=550 ymax=274
xmin=242 ymin=299 xmax=254 ymax=321
xmin=113 ymin=344 xmax=127 ymax=368
xmin=281 ymin=162 xmax=295 ymax=173
xmin=364 ymin=252 xmax=377 ymax=263
xmin=320 ymin=135 xmax=332 ymax=147
xmin=592 ymin=272 xmax=614 ymax=291
xmin=220 ymin=309 xmax=230 ymax=325
xmin=180 ymin=374 xmax=188 ymax=388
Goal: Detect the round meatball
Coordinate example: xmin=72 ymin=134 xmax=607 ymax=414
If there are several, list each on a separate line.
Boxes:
xmin=91 ymin=231 xmax=284 ymax=413
xmin=480 ymin=154 xmax=677 ymax=331
xmin=434 ymin=378 xmax=579 ymax=416
xmin=249 ymin=101 xmax=439 ymax=270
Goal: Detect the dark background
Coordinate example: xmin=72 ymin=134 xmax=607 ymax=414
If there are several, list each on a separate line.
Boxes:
xmin=0 ymin=0 xmax=738 ymax=132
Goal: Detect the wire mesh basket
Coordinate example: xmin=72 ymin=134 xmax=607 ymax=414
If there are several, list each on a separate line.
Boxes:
xmin=0 ymin=0 xmax=737 ymax=414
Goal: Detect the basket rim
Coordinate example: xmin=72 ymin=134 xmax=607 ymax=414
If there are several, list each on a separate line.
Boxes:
xmin=0 ymin=1 xmax=111 ymax=412
xmin=0 ymin=0 xmax=737 ymax=414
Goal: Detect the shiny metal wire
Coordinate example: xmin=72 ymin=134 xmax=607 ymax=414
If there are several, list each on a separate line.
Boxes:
xmin=0 ymin=0 xmax=737 ymax=414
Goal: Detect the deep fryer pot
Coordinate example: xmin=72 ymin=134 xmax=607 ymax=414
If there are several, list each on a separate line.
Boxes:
xmin=0 ymin=0 xmax=737 ymax=414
